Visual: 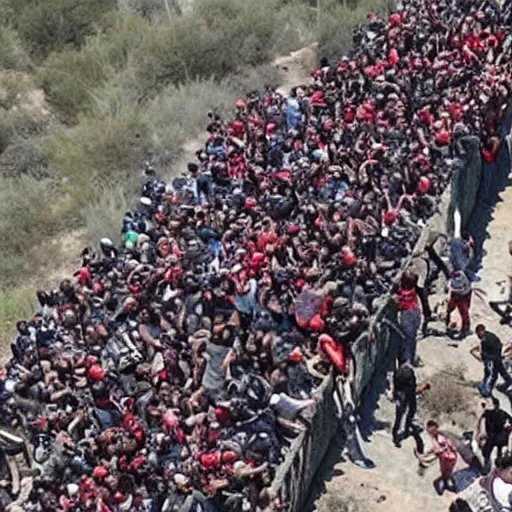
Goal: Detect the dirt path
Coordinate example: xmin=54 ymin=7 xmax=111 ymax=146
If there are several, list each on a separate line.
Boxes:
xmin=312 ymin=188 xmax=512 ymax=511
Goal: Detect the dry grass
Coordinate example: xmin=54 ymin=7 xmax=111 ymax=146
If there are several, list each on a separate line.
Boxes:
xmin=422 ymin=364 xmax=473 ymax=419
xmin=317 ymin=494 xmax=365 ymax=512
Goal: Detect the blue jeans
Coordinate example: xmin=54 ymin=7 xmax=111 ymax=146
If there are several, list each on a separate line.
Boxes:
xmin=400 ymin=309 xmax=421 ymax=364
xmin=480 ymin=358 xmax=512 ymax=397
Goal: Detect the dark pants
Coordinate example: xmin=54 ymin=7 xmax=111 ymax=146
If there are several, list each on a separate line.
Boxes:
xmin=482 ymin=437 xmax=507 ymax=462
xmin=481 ymin=358 xmax=512 ymax=396
xmin=392 ymin=392 xmax=416 ymax=441
xmin=481 ymin=434 xmax=509 ymax=472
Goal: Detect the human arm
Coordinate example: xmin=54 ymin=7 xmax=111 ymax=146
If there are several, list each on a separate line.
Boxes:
xmin=470 ymin=345 xmax=482 ymax=362
xmin=139 ymin=324 xmax=163 ymax=349
xmin=477 ymin=413 xmax=487 ymax=443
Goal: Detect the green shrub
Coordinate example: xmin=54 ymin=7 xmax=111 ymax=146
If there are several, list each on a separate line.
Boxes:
xmin=0 ymin=286 xmax=34 ymax=357
xmin=117 ymin=0 xmax=171 ymax=20
xmin=0 ymin=176 xmax=60 ymax=286
xmin=0 ymin=26 xmax=31 ymax=71
xmin=13 ymin=0 xmax=117 ymax=59
xmin=38 ymin=46 xmax=109 ymax=121
xmin=81 ymin=186 xmax=131 ymax=246
xmin=0 ymin=140 xmax=49 ymax=179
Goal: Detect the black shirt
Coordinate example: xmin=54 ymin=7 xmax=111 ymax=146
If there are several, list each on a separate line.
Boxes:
xmin=481 ymin=331 xmax=503 ymax=361
xmin=483 ymin=408 xmax=512 ymax=436
xmin=393 ymin=365 xmax=416 ymax=398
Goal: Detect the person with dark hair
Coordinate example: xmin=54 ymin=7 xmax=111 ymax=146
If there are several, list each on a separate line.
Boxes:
xmin=471 ymin=324 xmax=512 ymax=397
xmin=457 ymin=451 xmax=512 ymax=511
xmin=449 ymin=498 xmax=473 ymax=512
xmin=477 ymin=397 xmax=512 ymax=474
xmin=391 ymin=361 xmax=426 ymax=451
xmin=395 ymin=271 xmax=422 ymax=366
xmin=415 ymin=419 xmax=458 ymax=495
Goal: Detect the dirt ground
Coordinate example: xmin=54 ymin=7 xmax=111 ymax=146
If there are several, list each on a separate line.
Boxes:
xmin=312 ymin=185 xmax=512 ymax=511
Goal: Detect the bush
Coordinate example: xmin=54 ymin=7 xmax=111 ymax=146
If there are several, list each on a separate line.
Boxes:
xmin=0 ymin=176 xmax=60 ymax=286
xmin=12 ymin=0 xmax=117 ymax=59
xmin=422 ymin=364 xmax=472 ymax=418
xmin=81 ymin=186 xmax=131 ymax=246
xmin=0 ymin=286 xmax=34 ymax=358
xmin=0 ymin=140 xmax=49 ymax=179
xmin=118 ymin=0 xmax=171 ymax=20
xmin=0 ymin=26 xmax=31 ymax=71
xmin=38 ymin=46 xmax=110 ymax=121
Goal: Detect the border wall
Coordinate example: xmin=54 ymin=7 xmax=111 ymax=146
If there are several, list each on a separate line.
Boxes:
xmin=264 ymin=7 xmax=512 ymax=512
xmin=265 ymin=105 xmax=512 ymax=510
xmin=265 ymin=185 xmax=452 ymax=510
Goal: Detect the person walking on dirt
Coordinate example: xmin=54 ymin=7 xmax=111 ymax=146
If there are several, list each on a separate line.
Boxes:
xmin=471 ymin=324 xmax=512 ymax=397
xmin=477 ymin=397 xmax=512 ymax=474
xmin=415 ymin=419 xmax=458 ymax=496
xmin=391 ymin=361 xmax=425 ymax=451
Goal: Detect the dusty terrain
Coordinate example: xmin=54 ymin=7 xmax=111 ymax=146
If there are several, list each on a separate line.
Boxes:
xmin=312 ymin=177 xmax=512 ymax=511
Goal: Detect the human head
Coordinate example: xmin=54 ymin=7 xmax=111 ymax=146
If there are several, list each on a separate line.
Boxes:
xmin=449 ymin=498 xmax=472 ymax=512
xmin=476 ymin=324 xmax=486 ymax=339
xmin=426 ymin=419 xmax=439 ymax=437
xmin=496 ymin=452 xmax=512 ymax=484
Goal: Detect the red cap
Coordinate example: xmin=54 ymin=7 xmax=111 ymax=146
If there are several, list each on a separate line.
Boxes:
xmin=323 ymin=120 xmax=334 ymax=132
xmin=384 ymin=210 xmax=398 ymax=225
xmin=93 ymin=466 xmax=109 ymax=479
xmin=435 ymin=129 xmax=451 ymax=146
xmin=235 ymin=97 xmax=247 ymax=110
xmin=342 ymin=246 xmax=358 ymax=267
xmin=88 ymin=365 xmax=106 ymax=382
xmin=417 ymin=176 xmax=431 ymax=194
xmin=288 ymin=347 xmax=305 ymax=363
xmin=310 ymin=91 xmax=326 ymax=106
xmin=77 ymin=267 xmax=91 ymax=285
xmin=131 ymin=455 xmax=146 ymax=469
xmin=215 ymin=406 xmax=230 ymax=426
xmin=245 ymin=197 xmax=257 ymax=209
xmin=266 ymin=123 xmax=277 ymax=136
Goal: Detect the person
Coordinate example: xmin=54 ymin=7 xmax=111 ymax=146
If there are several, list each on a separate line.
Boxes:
xmin=391 ymin=361 xmax=425 ymax=451
xmin=415 ymin=419 xmax=458 ymax=495
xmin=1 ymin=0 xmax=512 ymax=508
xmin=470 ymin=324 xmax=512 ymax=397
xmin=395 ymin=271 xmax=422 ymax=366
xmin=446 ymin=270 xmax=472 ymax=340
xmin=456 ymin=452 xmax=512 ymax=511
xmin=477 ymin=397 xmax=512 ymax=474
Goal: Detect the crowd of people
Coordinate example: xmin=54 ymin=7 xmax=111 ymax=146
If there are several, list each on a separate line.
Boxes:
xmin=2 ymin=0 xmax=512 ymax=510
